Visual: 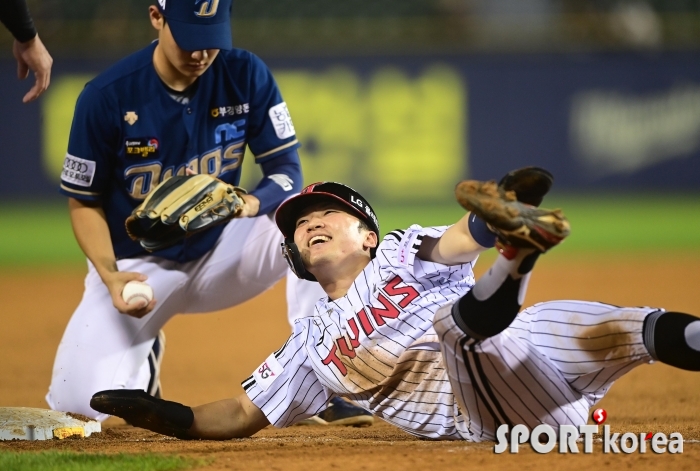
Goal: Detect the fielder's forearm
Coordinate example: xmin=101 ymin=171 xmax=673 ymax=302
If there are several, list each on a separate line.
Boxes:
xmin=68 ymin=197 xmax=119 ymax=278
xmin=417 ymin=213 xmax=489 ymax=265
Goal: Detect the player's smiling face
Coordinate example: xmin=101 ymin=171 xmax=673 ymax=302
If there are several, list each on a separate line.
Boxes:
xmin=294 ymin=202 xmax=377 ymax=277
xmin=149 ymin=7 xmax=219 ymax=89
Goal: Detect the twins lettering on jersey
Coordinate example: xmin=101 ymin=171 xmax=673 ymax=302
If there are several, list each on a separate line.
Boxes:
xmin=322 ymin=275 xmax=419 ymax=376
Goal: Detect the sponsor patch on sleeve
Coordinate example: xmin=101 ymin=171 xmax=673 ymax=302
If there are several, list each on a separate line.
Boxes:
xmin=268 ymin=102 xmax=296 ymax=139
xmin=398 ymin=226 xmax=423 ymax=267
xmin=268 ymin=174 xmax=294 ymax=191
xmin=61 ymin=154 xmax=96 ymax=188
xmin=253 ymin=353 xmax=284 ymax=391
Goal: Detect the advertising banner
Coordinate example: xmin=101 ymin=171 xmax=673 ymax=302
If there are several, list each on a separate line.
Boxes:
xmin=1 ymin=52 xmax=699 ymax=201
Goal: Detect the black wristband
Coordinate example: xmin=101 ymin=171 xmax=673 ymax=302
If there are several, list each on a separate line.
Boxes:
xmin=0 ymin=0 xmax=37 ymax=43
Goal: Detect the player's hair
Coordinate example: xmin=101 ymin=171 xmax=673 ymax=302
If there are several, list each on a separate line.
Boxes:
xmin=357 ymin=218 xmax=372 ymax=234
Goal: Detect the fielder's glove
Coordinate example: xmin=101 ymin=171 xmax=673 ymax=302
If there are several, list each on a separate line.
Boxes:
xmin=125 ymin=174 xmax=247 ymax=252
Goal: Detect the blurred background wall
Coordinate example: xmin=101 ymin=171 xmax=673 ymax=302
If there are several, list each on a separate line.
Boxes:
xmin=2 ymin=0 xmax=700 ymax=204
xmin=1 ymin=0 xmax=699 ymax=269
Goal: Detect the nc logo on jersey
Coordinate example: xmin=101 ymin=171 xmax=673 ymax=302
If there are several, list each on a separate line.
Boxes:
xmin=194 ymin=0 xmax=219 ymax=18
xmin=214 ymin=120 xmax=245 ymax=144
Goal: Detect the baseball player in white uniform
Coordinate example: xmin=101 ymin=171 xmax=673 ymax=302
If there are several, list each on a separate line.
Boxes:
xmin=90 ymin=177 xmax=700 ymax=440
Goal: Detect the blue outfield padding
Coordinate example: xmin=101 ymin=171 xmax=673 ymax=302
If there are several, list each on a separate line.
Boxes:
xmin=1 ymin=52 xmax=700 ymax=201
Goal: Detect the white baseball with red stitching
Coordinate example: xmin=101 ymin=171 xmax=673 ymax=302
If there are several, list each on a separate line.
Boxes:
xmin=121 ymin=281 xmax=154 ymax=307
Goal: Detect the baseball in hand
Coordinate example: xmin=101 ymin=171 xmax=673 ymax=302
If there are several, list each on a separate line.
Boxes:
xmin=121 ymin=281 xmax=154 ymax=308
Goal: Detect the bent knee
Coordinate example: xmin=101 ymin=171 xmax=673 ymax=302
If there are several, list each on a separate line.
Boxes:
xmin=47 ymin=381 xmax=109 ymax=421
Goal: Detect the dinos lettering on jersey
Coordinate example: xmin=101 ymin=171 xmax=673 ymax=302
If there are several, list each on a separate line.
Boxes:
xmin=124 ymin=121 xmax=246 ymax=200
xmin=321 ymin=275 xmax=420 ymax=376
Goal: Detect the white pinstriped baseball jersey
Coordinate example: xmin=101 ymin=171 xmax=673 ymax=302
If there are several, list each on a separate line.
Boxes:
xmin=243 ymin=225 xmax=476 ymax=439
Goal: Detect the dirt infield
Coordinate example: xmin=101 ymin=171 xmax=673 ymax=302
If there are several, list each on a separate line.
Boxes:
xmin=1 ymin=253 xmax=699 ymax=470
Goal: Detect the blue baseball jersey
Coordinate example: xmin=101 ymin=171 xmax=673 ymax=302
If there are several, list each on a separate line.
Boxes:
xmin=60 ymin=41 xmax=300 ymax=262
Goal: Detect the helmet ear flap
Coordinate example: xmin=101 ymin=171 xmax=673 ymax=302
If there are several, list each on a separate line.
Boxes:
xmin=281 ymin=239 xmax=317 ymax=282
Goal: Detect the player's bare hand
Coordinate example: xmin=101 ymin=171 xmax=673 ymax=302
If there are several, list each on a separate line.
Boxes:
xmin=103 ymin=271 xmax=157 ymax=318
xmin=237 ymin=194 xmax=260 ymax=218
xmin=13 ymin=35 xmax=53 ymax=103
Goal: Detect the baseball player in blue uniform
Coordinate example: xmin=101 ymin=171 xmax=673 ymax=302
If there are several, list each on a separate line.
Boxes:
xmin=90 ymin=176 xmax=700 ymax=440
xmin=46 ymin=0 xmax=341 ymax=420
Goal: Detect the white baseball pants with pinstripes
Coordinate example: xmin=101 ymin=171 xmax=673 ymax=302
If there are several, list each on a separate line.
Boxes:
xmin=45 ymin=213 xmax=325 ymax=421
xmin=434 ymin=299 xmax=659 ymax=442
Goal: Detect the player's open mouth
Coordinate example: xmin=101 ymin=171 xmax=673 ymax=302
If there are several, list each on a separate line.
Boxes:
xmin=309 ymin=235 xmax=331 ymax=247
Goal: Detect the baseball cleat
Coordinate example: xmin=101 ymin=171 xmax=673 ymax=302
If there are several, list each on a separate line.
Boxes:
xmin=455 ymin=179 xmax=570 ymax=252
xmin=90 ymin=389 xmax=194 ymax=439
xmin=295 ymin=397 xmax=374 ymax=427
xmin=498 ymin=166 xmax=553 ymax=207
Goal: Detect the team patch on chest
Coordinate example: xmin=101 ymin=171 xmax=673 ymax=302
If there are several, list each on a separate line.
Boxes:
xmin=124 ymin=138 xmax=159 ymax=158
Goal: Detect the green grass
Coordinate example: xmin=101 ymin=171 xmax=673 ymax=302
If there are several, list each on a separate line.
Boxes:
xmin=0 ymin=452 xmax=204 ymax=471
xmin=377 ymin=193 xmax=700 ymax=255
xmin=0 ymin=202 xmax=81 ymax=267
xmin=0 ymin=193 xmax=698 ymax=267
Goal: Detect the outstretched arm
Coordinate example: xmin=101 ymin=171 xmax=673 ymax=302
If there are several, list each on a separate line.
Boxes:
xmin=190 ymin=394 xmax=270 ymax=439
xmin=417 ymin=167 xmax=556 ymax=265
xmin=417 ymin=213 xmax=492 ymax=265
xmin=91 ymin=389 xmax=269 ymax=440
